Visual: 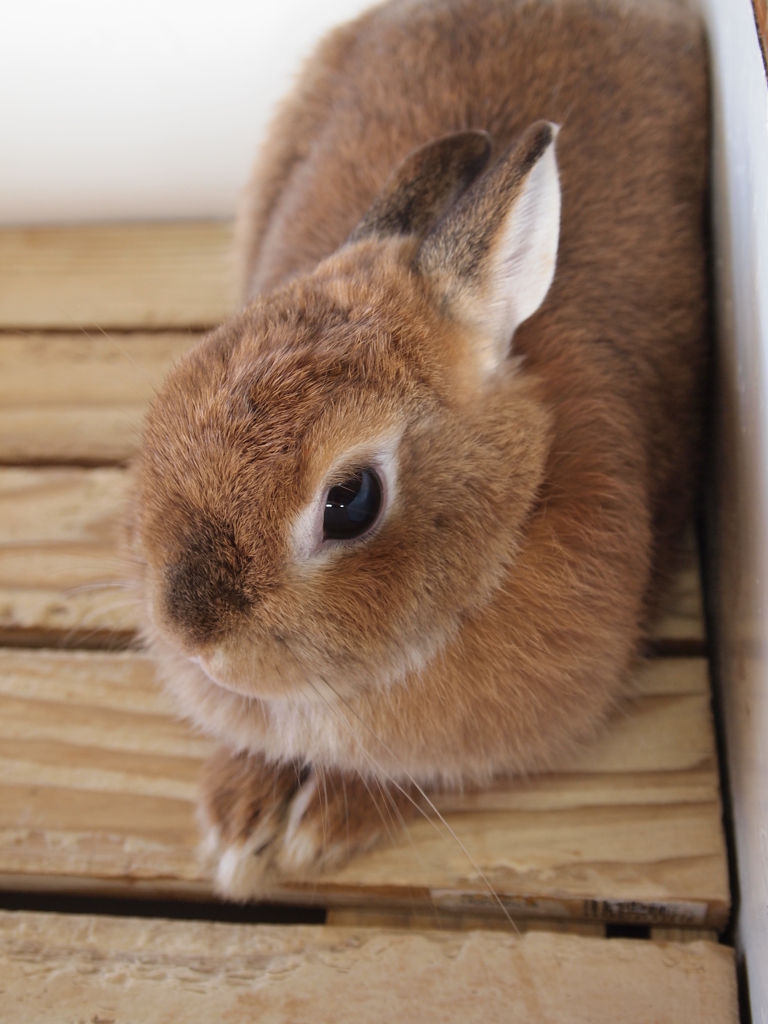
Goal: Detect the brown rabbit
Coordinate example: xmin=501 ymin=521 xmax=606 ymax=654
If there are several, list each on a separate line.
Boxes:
xmin=128 ymin=0 xmax=709 ymax=898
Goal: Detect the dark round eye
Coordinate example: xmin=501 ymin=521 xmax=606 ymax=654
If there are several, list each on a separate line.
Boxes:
xmin=323 ymin=469 xmax=383 ymax=541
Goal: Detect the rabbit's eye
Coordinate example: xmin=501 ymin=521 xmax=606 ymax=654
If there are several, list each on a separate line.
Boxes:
xmin=323 ymin=469 xmax=382 ymax=541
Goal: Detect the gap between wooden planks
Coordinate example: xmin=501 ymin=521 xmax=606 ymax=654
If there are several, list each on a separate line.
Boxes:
xmin=0 ymin=911 xmax=738 ymax=1024
xmin=0 ymin=648 xmax=729 ymax=927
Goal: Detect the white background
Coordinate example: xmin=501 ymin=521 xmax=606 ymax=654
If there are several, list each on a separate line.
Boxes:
xmin=0 ymin=0 xmax=371 ymax=225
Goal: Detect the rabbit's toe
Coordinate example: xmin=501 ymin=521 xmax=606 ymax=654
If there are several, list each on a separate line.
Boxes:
xmin=199 ymin=749 xmax=421 ymax=899
xmin=198 ymin=747 xmax=302 ymax=900
xmin=275 ymin=769 xmax=421 ymax=875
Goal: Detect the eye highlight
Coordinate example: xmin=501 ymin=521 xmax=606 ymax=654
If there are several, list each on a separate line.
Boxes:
xmin=323 ymin=469 xmax=383 ymax=541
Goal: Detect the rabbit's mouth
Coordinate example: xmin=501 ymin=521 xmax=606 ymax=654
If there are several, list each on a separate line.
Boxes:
xmin=189 ymin=646 xmax=309 ymax=702
xmin=188 ymin=636 xmax=361 ymax=706
xmin=190 ymin=654 xmax=233 ymax=691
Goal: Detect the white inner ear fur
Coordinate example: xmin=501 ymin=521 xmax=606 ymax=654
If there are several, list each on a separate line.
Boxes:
xmin=289 ymin=430 xmax=402 ymax=562
xmin=470 ymin=134 xmax=561 ymax=374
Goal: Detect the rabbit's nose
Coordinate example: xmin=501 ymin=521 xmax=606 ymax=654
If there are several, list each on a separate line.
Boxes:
xmin=162 ymin=550 xmax=254 ymax=646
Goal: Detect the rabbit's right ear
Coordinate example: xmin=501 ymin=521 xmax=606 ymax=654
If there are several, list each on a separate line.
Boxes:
xmin=348 ymin=130 xmax=492 ymax=243
xmin=417 ymin=121 xmax=561 ymax=375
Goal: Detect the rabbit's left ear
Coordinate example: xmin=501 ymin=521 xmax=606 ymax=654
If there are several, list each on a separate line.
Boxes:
xmin=348 ymin=130 xmax=492 ymax=243
xmin=416 ymin=121 xmax=561 ymax=374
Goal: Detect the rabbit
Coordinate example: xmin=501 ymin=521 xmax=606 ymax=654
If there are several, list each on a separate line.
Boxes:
xmin=127 ymin=0 xmax=709 ymax=900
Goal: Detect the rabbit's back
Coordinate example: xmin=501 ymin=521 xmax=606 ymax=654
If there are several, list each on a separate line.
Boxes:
xmin=243 ymin=0 xmax=705 ymax=294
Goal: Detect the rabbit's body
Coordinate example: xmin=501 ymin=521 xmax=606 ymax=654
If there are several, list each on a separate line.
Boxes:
xmin=130 ymin=0 xmax=708 ymax=894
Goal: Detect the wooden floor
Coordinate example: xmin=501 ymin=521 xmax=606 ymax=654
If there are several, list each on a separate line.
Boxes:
xmin=0 ymin=223 xmax=738 ymax=1021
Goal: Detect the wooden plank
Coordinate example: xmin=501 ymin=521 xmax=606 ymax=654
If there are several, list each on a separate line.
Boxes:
xmin=650 ymin=927 xmax=719 ymax=943
xmin=651 ymin=528 xmax=706 ymax=650
xmin=0 ymin=468 xmax=706 ymax=646
xmin=325 ymin=908 xmax=607 ymax=935
xmin=652 ymin=567 xmax=705 ymax=647
xmin=0 ymin=333 xmax=197 ymax=464
xmin=0 ymin=222 xmax=235 ymax=330
xmin=0 ymin=911 xmax=738 ymax=1024
xmin=0 ymin=468 xmax=133 ymax=645
xmin=0 ymin=650 xmax=729 ymax=926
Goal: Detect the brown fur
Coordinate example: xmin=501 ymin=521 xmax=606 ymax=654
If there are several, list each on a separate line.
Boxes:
xmin=128 ymin=0 xmax=709 ymax=895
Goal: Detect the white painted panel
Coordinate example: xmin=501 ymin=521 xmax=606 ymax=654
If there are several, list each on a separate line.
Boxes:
xmin=0 ymin=0 xmax=371 ymax=224
xmin=698 ymin=0 xmax=768 ymax=1018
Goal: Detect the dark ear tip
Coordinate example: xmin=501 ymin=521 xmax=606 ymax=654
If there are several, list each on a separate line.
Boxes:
xmin=346 ymin=129 xmax=494 ymax=245
xmin=417 ymin=129 xmax=492 ymax=180
xmin=522 ymin=120 xmax=561 ymax=161
xmin=454 ymin=129 xmax=493 ymax=175
xmin=446 ymin=128 xmax=493 ymax=157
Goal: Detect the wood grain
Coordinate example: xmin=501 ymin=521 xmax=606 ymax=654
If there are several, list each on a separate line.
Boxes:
xmin=0 ymin=468 xmax=134 ymax=645
xmin=325 ymin=908 xmax=608 ymax=935
xmin=0 ymin=467 xmax=706 ymax=647
xmin=0 ymin=333 xmax=198 ymax=463
xmin=652 ymin=567 xmax=705 ymax=648
xmin=0 ymin=222 xmax=235 ymax=330
xmin=0 ymin=649 xmax=729 ymax=926
xmin=0 ymin=911 xmax=737 ymax=1024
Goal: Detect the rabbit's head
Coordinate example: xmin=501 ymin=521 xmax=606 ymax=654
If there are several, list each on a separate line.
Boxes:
xmin=130 ymin=122 xmax=559 ymax=708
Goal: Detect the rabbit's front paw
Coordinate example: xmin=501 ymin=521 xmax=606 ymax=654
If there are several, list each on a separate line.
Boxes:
xmin=273 ymin=769 xmax=419 ymax=877
xmin=198 ymin=748 xmax=302 ymax=900
xmin=199 ymin=748 xmax=419 ymax=900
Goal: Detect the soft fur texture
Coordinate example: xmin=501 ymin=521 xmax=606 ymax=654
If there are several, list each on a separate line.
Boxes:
xmin=128 ymin=0 xmax=709 ymax=896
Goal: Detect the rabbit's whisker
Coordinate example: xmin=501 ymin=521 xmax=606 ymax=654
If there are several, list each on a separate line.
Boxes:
xmin=307 ymin=676 xmax=518 ymax=933
xmin=60 ymin=581 xmax=134 ymax=598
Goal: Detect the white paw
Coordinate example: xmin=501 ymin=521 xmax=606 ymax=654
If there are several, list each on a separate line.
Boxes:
xmin=274 ymin=774 xmax=326 ymax=874
xmin=200 ymin=773 xmax=324 ymax=900
xmin=213 ymin=834 xmax=278 ymax=901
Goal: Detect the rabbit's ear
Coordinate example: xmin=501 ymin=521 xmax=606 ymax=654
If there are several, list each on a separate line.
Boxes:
xmin=417 ymin=121 xmax=561 ymax=374
xmin=348 ymin=130 xmax=492 ymax=243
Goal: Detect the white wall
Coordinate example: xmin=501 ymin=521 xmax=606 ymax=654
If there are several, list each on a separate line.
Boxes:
xmin=699 ymin=0 xmax=768 ymax=1018
xmin=0 ymin=0 xmax=371 ymax=225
